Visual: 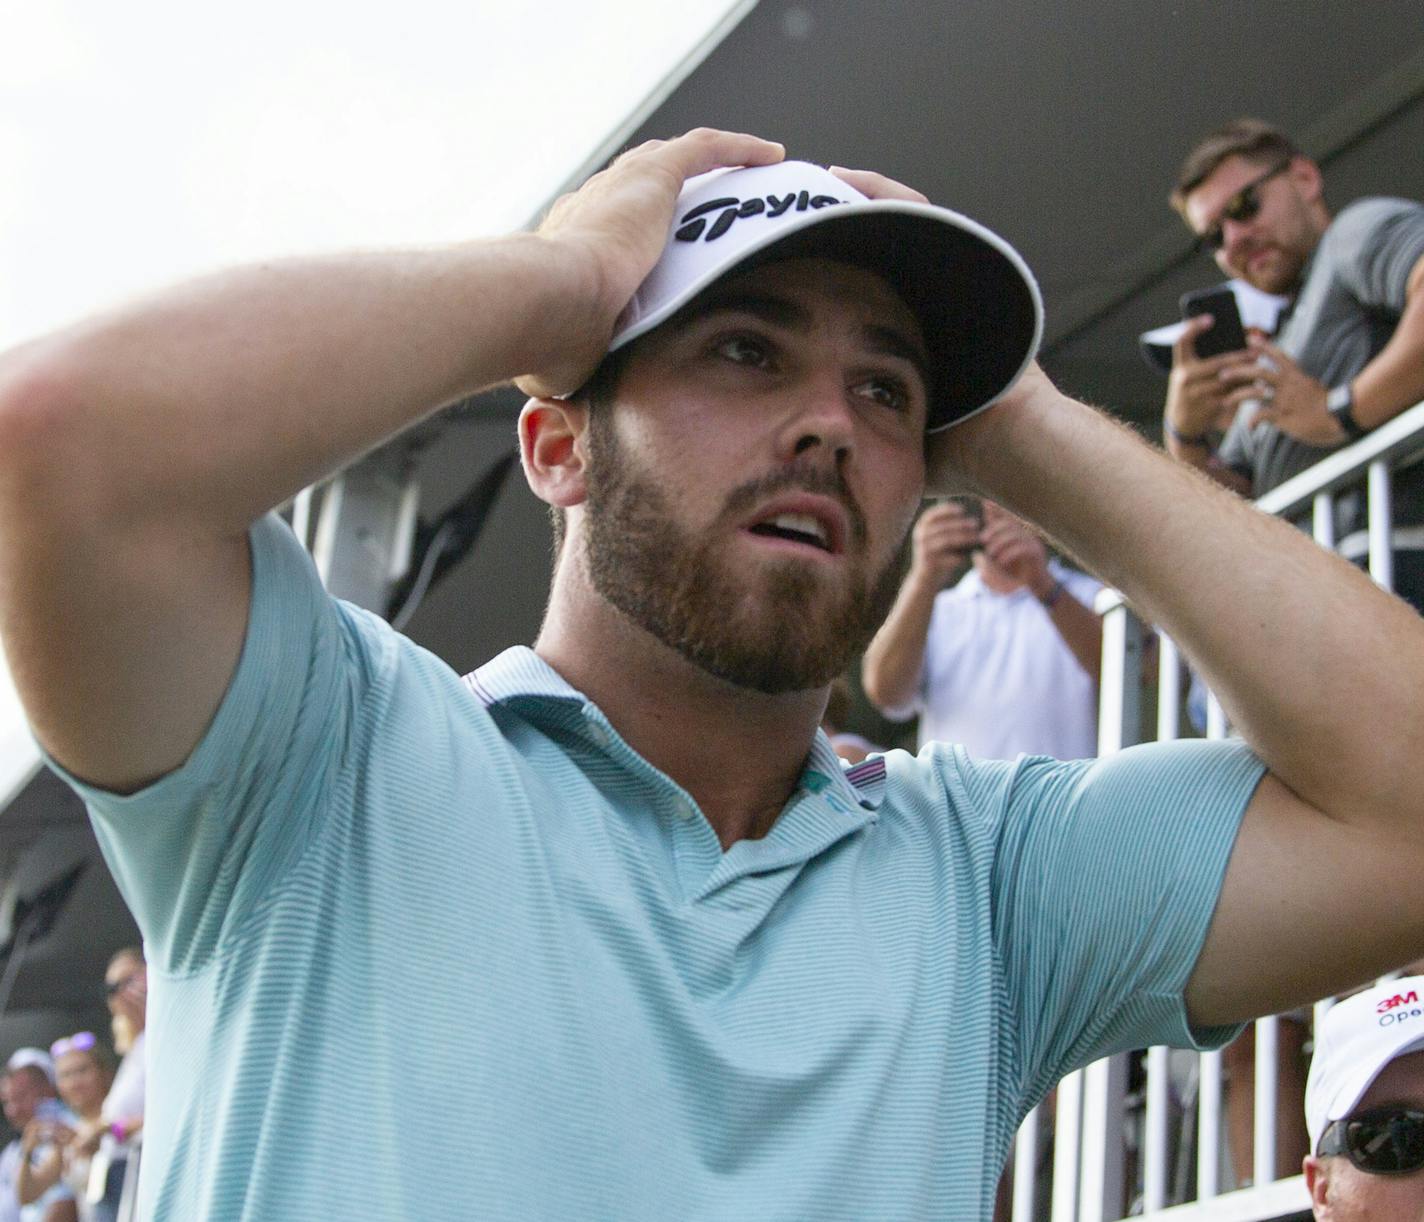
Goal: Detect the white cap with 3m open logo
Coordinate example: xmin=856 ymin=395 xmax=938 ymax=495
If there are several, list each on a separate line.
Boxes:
xmin=606 ymin=159 xmax=1043 ymax=433
xmin=1306 ymin=976 xmax=1424 ymax=1151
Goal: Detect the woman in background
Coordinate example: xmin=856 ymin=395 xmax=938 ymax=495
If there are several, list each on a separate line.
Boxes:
xmin=17 ymin=1035 xmax=113 ymax=1222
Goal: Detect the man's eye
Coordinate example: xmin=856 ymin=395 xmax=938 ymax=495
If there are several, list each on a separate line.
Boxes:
xmin=855 ymin=376 xmax=911 ymax=411
xmin=714 ymin=335 xmax=772 ymax=367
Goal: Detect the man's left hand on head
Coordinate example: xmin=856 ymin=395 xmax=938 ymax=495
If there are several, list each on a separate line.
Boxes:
xmin=515 ymin=129 xmax=785 ymax=401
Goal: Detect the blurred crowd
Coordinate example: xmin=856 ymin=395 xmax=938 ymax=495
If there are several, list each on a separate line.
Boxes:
xmin=0 ymin=951 xmax=146 ymax=1222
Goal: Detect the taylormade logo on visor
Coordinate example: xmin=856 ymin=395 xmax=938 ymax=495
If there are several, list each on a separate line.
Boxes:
xmin=674 ymin=192 xmax=846 ymax=243
xmin=597 ymin=159 xmax=1045 ymax=432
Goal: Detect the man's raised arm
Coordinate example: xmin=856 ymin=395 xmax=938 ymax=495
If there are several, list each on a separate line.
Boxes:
xmin=933 ymin=365 xmax=1424 ymax=1024
xmin=0 ymin=130 xmax=783 ymax=793
xmin=861 ymin=501 xmax=976 ymax=714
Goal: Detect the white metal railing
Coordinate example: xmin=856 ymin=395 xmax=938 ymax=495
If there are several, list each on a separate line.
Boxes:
xmin=1009 ymin=398 xmax=1424 ymax=1222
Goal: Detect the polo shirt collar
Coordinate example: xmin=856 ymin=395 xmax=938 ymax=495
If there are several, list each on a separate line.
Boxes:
xmin=462 ymin=645 xmax=584 ymax=708
xmin=464 ymin=646 xmax=885 ymax=815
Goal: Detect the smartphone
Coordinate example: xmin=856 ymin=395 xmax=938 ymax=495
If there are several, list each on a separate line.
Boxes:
xmin=1179 ymin=286 xmax=1248 ymax=358
xmin=947 ymin=494 xmax=985 ymax=531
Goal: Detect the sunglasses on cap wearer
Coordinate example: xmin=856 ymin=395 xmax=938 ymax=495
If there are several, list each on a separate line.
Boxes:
xmin=1317 ymin=1105 xmax=1424 ymax=1175
xmin=1195 ymin=158 xmax=1293 ymax=253
xmin=49 ymin=1032 xmax=97 ymax=1060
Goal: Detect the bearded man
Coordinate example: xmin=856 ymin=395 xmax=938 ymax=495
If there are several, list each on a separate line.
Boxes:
xmin=4 ymin=130 xmax=1424 ymax=1221
xmin=1164 ymin=117 xmax=1424 ymax=603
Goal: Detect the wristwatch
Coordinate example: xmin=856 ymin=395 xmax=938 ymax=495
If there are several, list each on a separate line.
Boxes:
xmin=1327 ymin=382 xmax=1367 ymax=441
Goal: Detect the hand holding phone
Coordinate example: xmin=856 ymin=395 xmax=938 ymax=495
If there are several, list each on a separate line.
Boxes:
xmin=913 ymin=499 xmax=982 ymax=589
xmin=1180 ymin=286 xmax=1248 ymax=358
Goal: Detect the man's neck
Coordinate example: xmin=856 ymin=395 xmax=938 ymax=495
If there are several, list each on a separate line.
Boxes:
xmin=534 ymin=577 xmax=827 ymax=851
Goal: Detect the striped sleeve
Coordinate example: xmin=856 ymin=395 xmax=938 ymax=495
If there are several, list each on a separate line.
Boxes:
xmin=976 ymin=738 xmax=1265 ymax=1099
xmin=53 ymin=514 xmax=362 ymax=975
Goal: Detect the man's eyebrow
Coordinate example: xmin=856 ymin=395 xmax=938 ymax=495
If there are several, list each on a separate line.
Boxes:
xmin=672 ymin=290 xmax=813 ymax=332
xmin=862 ymin=323 xmax=931 ymax=387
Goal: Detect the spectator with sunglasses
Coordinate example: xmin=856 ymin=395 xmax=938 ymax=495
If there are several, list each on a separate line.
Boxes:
xmin=98 ymin=949 xmax=144 ymax=1162
xmin=1165 ymin=118 xmax=1424 ymax=607
xmin=1304 ymin=976 xmax=1424 ymax=1218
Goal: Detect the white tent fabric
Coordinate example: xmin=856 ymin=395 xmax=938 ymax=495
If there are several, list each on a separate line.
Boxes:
xmin=0 ymin=647 xmax=41 ymax=811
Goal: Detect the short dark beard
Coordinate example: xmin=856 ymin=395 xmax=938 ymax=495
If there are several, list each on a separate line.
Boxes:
xmin=581 ymin=410 xmax=904 ymax=693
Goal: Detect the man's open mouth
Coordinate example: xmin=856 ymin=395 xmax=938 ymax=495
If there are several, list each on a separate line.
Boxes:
xmin=747 ymin=513 xmax=834 ymax=552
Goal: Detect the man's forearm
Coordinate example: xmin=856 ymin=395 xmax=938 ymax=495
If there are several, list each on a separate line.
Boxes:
xmin=936 ymin=374 xmax=1424 ymax=833
xmin=1029 ymin=574 xmax=1101 ymax=680
xmin=0 ymin=234 xmax=593 ymax=535
xmin=861 ymin=569 xmax=940 ymax=713
xmin=1351 ymin=260 xmax=1424 ymax=429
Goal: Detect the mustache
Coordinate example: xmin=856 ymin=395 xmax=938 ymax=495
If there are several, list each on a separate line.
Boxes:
xmin=719 ymin=466 xmax=867 ymax=549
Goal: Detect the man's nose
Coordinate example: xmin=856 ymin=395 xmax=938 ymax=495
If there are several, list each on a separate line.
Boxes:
xmin=1220 ymin=216 xmax=1257 ymax=262
xmin=779 ymin=372 xmax=856 ymax=461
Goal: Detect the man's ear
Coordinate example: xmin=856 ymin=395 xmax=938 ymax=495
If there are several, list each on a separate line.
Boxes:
xmin=520 ymin=396 xmax=589 ymax=509
xmin=1288 ymin=155 xmax=1325 ymax=205
xmin=1303 ymin=1154 xmax=1332 ymax=1218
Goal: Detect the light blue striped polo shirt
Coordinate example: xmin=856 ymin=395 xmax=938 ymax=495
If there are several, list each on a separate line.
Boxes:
xmin=60 ymin=515 xmax=1262 ymax=1220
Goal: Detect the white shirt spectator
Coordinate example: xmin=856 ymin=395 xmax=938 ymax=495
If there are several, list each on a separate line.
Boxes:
xmin=900 ymin=560 xmax=1102 ymax=759
xmin=101 ymin=1030 xmax=144 ymax=1135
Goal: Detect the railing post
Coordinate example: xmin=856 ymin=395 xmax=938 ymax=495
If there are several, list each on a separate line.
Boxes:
xmin=1252 ymin=1015 xmax=1280 ymax=1187
xmin=1196 ymin=638 xmax=1230 ymax=1201
xmin=1095 ymin=599 xmax=1143 ymax=756
xmin=1312 ymin=490 xmax=1336 ymax=550
xmin=1368 ymin=460 xmax=1394 ymax=592
xmin=1078 ymin=1053 xmax=1129 ymax=1222
xmin=1012 ymin=1105 xmax=1042 ymax=1222
xmin=1143 ymin=1045 xmax=1172 ymax=1212
xmin=1052 ymin=1070 xmax=1085 ymax=1222
xmin=1198 ymin=1048 xmax=1224 ymax=1199
xmin=1072 ymin=599 xmax=1143 ymax=1220
xmin=1141 ymin=636 xmax=1180 ymax=1213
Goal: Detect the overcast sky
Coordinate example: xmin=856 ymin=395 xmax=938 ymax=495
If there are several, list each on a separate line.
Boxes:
xmin=0 ymin=0 xmax=748 ymax=802
xmin=0 ymin=0 xmax=749 ymax=349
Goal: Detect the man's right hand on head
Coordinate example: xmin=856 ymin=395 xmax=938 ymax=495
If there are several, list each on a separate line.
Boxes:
xmin=514 ymin=129 xmax=784 ymax=401
xmin=909 ymin=501 xmax=979 ymax=589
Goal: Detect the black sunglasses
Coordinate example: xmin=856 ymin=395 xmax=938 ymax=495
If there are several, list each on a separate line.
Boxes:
xmin=1195 ymin=159 xmax=1292 ymax=253
xmin=1318 ymin=1106 xmax=1424 ymax=1175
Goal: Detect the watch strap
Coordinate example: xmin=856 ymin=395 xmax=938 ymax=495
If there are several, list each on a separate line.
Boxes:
xmin=1164 ymin=418 xmax=1210 ymax=447
xmin=1327 ymin=383 xmax=1367 ymax=440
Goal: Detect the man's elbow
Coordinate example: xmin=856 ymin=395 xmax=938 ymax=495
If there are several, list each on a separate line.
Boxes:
xmin=860 ymin=669 xmax=913 ymax=721
xmin=859 ymin=664 xmax=894 ymax=713
xmin=0 ymin=341 xmax=105 ymax=514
